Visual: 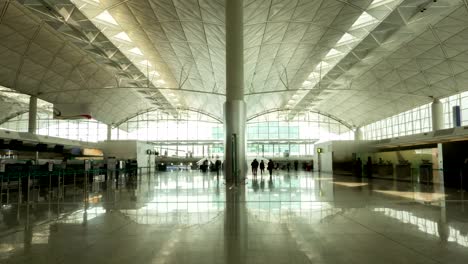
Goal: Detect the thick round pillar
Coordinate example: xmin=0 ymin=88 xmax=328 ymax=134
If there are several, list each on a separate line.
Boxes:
xmin=354 ymin=127 xmax=362 ymax=141
xmin=28 ymin=96 xmax=37 ymax=134
xmin=432 ymin=99 xmax=443 ymax=131
xmin=107 ymin=124 xmax=112 ymax=141
xmin=224 ymin=101 xmax=246 ymax=183
xmin=224 ymin=0 xmax=246 ymax=183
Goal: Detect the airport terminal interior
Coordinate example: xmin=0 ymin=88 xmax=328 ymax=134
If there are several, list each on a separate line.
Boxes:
xmin=1 ymin=0 xmax=468 ymax=263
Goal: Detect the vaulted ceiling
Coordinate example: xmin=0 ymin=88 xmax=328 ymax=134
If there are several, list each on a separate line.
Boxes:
xmin=1 ymin=0 xmax=468 ymax=128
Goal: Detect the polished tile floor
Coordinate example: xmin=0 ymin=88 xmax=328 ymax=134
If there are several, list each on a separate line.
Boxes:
xmin=1 ymin=169 xmax=468 ymax=263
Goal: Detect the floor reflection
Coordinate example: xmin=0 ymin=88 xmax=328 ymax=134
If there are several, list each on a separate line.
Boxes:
xmin=373 ymin=207 xmax=468 ymax=247
xmin=374 ymin=190 xmax=447 ymax=202
xmin=0 ymin=170 xmax=467 ymax=263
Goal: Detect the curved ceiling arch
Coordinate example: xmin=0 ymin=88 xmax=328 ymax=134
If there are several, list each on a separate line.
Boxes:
xmin=3 ymin=0 xmax=467 ymax=129
xmin=247 ymin=108 xmax=354 ymax=130
xmin=0 ymin=110 xmax=29 ymax=126
xmin=115 ymin=107 xmax=223 ymax=127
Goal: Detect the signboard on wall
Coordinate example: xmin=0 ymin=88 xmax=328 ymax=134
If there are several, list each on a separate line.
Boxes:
xmin=53 ymin=104 xmax=92 ymax=120
xmin=83 ymin=148 xmax=104 ymax=157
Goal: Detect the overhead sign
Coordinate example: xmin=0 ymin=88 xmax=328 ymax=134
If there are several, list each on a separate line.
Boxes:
xmin=53 ymin=104 xmax=92 ymax=120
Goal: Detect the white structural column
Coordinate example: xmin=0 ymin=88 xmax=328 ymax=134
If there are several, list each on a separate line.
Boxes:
xmin=354 ymin=127 xmax=362 ymax=141
xmin=224 ymin=0 xmax=247 ymax=183
xmin=432 ymin=98 xmax=444 ymax=131
xmin=107 ymin=124 xmax=112 ymax=140
xmin=28 ymin=95 xmax=37 ymax=134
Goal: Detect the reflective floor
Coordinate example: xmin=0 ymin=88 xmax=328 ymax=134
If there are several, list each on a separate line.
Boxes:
xmin=1 ymin=170 xmax=468 ymax=263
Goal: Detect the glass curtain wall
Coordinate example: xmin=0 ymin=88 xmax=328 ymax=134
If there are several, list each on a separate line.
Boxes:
xmin=441 ymin=91 xmax=468 ymax=128
xmin=247 ymin=111 xmax=353 ymax=157
xmin=361 ymin=104 xmax=432 ymax=140
xmin=362 ymin=91 xmax=468 ymax=140
xmin=114 ymin=110 xmax=224 ymax=157
xmin=0 ymin=112 xmax=108 ymax=142
xmin=2 ymin=109 xmax=353 ymax=156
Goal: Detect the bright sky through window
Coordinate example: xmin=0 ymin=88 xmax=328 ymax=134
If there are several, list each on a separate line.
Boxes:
xmin=369 ymin=0 xmax=398 ymax=9
xmin=149 ymin=70 xmax=160 ymax=77
xmin=351 ymin=12 xmax=377 ymax=29
xmin=129 ymin=47 xmax=143 ymax=55
xmin=114 ymin=32 xmax=132 ymax=42
xmin=336 ymin=33 xmax=356 ymax=45
xmin=325 ymin=48 xmax=342 ymax=59
xmin=140 ymin=60 xmax=152 ymax=66
xmin=95 ymin=10 xmax=118 ymax=25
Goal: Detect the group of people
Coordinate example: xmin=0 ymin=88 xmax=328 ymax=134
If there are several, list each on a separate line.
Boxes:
xmin=201 ymin=158 xmax=222 ymax=177
xmin=355 ymin=157 xmax=373 ymax=178
xmin=251 ymin=159 xmax=275 ymax=178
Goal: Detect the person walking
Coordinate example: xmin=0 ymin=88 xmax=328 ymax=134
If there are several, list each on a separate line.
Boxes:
xmin=267 ymin=159 xmax=274 ymax=178
xmin=259 ymin=160 xmax=265 ymax=176
xmin=215 ymin=158 xmax=222 ymax=179
xmin=294 ymin=160 xmax=299 ymax=171
xmin=251 ymin=159 xmax=259 ymax=177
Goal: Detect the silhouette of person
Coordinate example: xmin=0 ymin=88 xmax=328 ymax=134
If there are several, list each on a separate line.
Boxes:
xmin=251 ymin=159 xmax=259 ymax=177
xmin=267 ymin=159 xmax=274 ymax=178
xmin=259 ymin=160 xmax=265 ymax=176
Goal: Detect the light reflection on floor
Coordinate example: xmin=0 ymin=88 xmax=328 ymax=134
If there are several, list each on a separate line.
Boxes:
xmin=373 ymin=207 xmax=468 ymax=247
xmin=374 ymin=190 xmax=447 ymax=202
xmin=0 ymin=170 xmax=467 ymax=263
xmin=333 ymin=181 xmax=369 ymax=187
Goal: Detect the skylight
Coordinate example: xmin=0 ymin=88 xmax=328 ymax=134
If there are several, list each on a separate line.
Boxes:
xmin=95 ymin=10 xmax=118 ymax=25
xmin=114 ymin=32 xmax=132 ymax=42
xmin=336 ymin=33 xmax=357 ymax=46
xmin=129 ymin=47 xmax=143 ymax=56
xmin=324 ymin=48 xmax=342 ymax=59
xmin=149 ymin=70 xmax=160 ymax=77
xmin=315 ymin=61 xmax=330 ymax=70
xmin=139 ymin=60 xmax=152 ymax=66
xmin=350 ymin=12 xmax=377 ymax=30
xmin=369 ymin=0 xmax=397 ymax=9
xmin=308 ymin=72 xmax=319 ymax=80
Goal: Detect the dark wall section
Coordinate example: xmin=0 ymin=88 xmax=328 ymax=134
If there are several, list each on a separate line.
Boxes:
xmin=442 ymin=141 xmax=468 ymax=190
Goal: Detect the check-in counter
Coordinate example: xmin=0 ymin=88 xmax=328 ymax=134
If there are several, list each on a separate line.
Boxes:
xmin=396 ymin=163 xmax=411 ymax=180
xmin=375 ymin=164 xmax=394 ymax=178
